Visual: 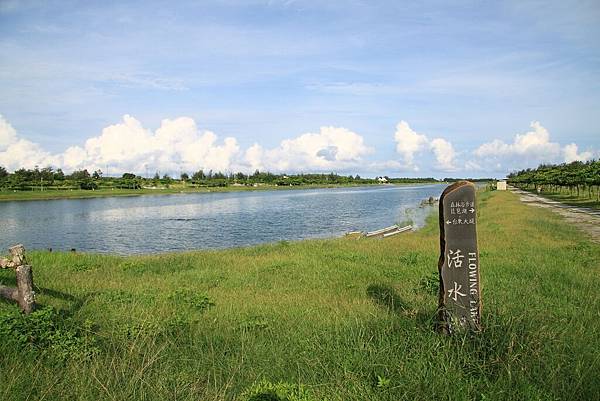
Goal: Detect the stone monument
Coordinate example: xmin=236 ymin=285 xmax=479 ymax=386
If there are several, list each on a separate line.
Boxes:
xmin=437 ymin=181 xmax=482 ymax=334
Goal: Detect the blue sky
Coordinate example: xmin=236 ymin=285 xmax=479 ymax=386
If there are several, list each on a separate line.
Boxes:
xmin=0 ymin=0 xmax=598 ymax=177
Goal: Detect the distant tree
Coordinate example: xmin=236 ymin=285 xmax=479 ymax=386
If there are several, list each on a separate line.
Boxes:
xmin=68 ymin=169 xmax=91 ymax=180
xmin=13 ymin=168 xmax=34 ymax=183
xmin=53 ymin=169 xmax=65 ymax=180
xmin=153 ymin=172 xmax=160 ymax=180
xmin=40 ymin=167 xmax=54 ymax=181
xmin=180 ymin=172 xmax=189 ymax=181
xmin=69 ymin=169 xmax=97 ymax=190
xmin=122 ymin=172 xmax=136 ymax=180
xmin=0 ymin=166 xmax=8 ymax=180
xmin=192 ymin=170 xmax=205 ymax=181
xmin=93 ymin=169 xmax=103 ymax=179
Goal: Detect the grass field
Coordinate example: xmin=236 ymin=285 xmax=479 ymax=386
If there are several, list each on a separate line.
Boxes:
xmin=540 ymin=191 xmax=600 ymax=210
xmin=1 ymin=190 xmax=599 ymax=400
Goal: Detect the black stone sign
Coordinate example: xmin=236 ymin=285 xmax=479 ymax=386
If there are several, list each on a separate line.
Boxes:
xmin=437 ymin=181 xmax=482 ymax=334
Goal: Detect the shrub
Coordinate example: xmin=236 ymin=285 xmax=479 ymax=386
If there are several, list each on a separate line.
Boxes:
xmin=0 ymin=306 xmax=99 ymax=361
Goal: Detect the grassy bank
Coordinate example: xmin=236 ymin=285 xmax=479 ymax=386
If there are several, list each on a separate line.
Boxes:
xmin=1 ymin=191 xmax=599 ymax=400
xmin=0 ymin=182 xmax=434 ymax=202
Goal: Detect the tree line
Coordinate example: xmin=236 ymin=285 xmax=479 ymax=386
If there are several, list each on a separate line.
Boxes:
xmin=0 ymin=165 xmax=441 ymax=191
xmin=507 ymin=160 xmax=600 ymax=200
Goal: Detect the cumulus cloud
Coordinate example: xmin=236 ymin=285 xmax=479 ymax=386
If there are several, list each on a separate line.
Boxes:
xmin=243 ymin=126 xmax=373 ymax=173
xmin=473 ymin=121 xmax=595 ymax=171
xmin=61 ymin=115 xmax=241 ymax=174
xmin=0 ymin=115 xmax=58 ymax=170
xmin=393 ymin=120 xmax=457 ymax=171
xmin=0 ymin=114 xmax=373 ymax=175
xmin=563 ymin=143 xmax=593 ymax=163
xmin=0 ymin=115 xmax=18 ymax=150
xmin=2 ymin=114 xmax=595 ymax=178
xmin=430 ymin=138 xmax=457 ymax=171
xmin=394 ymin=121 xmax=428 ymax=167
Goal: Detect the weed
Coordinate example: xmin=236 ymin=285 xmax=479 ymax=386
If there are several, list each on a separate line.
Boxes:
xmin=0 ymin=306 xmax=98 ymax=361
xmin=168 ymin=289 xmax=215 ymax=312
xmin=418 ymin=272 xmax=439 ymax=295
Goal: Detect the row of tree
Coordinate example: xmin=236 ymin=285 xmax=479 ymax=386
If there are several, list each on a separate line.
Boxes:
xmin=507 ymin=160 xmax=600 ymax=199
xmin=0 ymin=165 xmax=442 ymax=191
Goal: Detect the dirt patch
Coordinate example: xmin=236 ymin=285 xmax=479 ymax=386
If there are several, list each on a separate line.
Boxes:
xmin=511 ymin=188 xmax=600 ymax=243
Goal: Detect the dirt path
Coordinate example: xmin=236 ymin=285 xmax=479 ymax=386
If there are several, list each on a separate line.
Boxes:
xmin=510 ymin=187 xmax=600 ymax=243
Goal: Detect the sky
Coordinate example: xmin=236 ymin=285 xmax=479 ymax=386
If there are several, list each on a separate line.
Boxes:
xmin=0 ymin=0 xmax=599 ymax=178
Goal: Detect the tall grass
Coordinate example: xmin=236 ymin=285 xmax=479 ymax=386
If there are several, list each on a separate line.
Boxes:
xmin=0 ymin=191 xmax=598 ymax=400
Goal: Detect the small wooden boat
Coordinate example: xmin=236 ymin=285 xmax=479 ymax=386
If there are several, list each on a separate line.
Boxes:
xmin=366 ymin=224 xmax=399 ymax=237
xmin=382 ymin=225 xmax=413 ymax=237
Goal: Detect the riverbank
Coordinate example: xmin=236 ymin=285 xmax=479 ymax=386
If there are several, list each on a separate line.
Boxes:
xmin=1 ymin=190 xmax=598 ymax=400
xmin=0 ymin=182 xmax=439 ymax=202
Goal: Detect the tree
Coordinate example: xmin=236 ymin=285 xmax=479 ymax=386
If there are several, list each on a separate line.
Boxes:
xmin=192 ymin=170 xmax=205 ymax=181
xmin=93 ymin=169 xmax=103 ymax=179
xmin=69 ymin=169 xmax=91 ymax=180
xmin=0 ymin=166 xmax=8 ymax=180
xmin=53 ymin=169 xmax=65 ymax=180
xmin=122 ymin=173 xmax=136 ymax=180
xmin=180 ymin=172 xmax=189 ymax=181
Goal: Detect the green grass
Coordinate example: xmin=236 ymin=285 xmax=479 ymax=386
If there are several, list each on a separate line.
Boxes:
xmin=540 ymin=191 xmax=600 ymax=210
xmin=1 ymin=191 xmax=599 ymax=400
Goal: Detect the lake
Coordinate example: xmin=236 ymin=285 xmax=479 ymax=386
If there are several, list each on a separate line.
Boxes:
xmin=0 ymin=184 xmax=447 ymax=254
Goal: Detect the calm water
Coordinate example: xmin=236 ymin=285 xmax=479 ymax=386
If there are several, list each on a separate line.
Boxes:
xmin=0 ymin=184 xmax=447 ymax=254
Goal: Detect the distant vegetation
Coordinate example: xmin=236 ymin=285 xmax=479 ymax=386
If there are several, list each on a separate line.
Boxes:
xmin=0 ymin=165 xmax=445 ymax=192
xmin=508 ymin=160 xmax=600 ymax=201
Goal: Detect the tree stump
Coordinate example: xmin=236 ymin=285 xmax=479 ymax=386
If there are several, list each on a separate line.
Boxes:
xmin=0 ymin=244 xmax=35 ymax=314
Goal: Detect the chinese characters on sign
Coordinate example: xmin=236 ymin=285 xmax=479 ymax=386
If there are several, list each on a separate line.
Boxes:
xmin=437 ymin=181 xmax=482 ymax=334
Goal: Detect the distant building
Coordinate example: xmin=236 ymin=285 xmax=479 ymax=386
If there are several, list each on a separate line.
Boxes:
xmin=497 ymin=180 xmax=507 ymax=191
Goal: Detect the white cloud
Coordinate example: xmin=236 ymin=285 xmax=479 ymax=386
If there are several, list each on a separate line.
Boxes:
xmin=0 ymin=115 xmax=58 ymax=170
xmin=1 ymin=114 xmax=595 ymax=178
xmin=0 ymin=114 xmax=372 ymax=175
xmin=243 ymin=126 xmax=373 ymax=173
xmin=393 ymin=120 xmax=457 ymax=171
xmin=429 ymin=138 xmax=457 ymax=171
xmin=394 ymin=121 xmax=428 ymax=167
xmin=473 ymin=121 xmax=595 ymax=170
xmin=0 ymin=115 xmax=18 ymax=151
xmin=563 ymin=143 xmax=593 ymax=163
xmin=474 ymin=121 xmax=561 ymax=159
xmin=63 ymin=115 xmax=241 ymax=174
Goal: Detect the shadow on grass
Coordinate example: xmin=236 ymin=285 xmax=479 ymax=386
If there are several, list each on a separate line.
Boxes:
xmin=34 ymin=286 xmax=99 ymax=318
xmin=367 ymin=283 xmax=440 ymax=332
xmin=366 ymin=284 xmax=407 ymax=314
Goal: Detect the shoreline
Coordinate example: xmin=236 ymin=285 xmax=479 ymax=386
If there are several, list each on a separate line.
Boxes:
xmin=0 ymin=181 xmax=440 ymax=202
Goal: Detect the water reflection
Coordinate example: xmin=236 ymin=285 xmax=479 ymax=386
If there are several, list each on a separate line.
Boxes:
xmin=0 ymin=184 xmax=447 ymax=254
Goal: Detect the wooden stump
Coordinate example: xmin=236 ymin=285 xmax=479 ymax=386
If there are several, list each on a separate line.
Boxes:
xmin=16 ymin=265 xmax=35 ymax=314
xmin=0 ymin=244 xmax=36 ymax=314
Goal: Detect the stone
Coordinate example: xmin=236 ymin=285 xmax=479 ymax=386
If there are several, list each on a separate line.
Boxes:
xmin=437 ymin=181 xmax=482 ymax=333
